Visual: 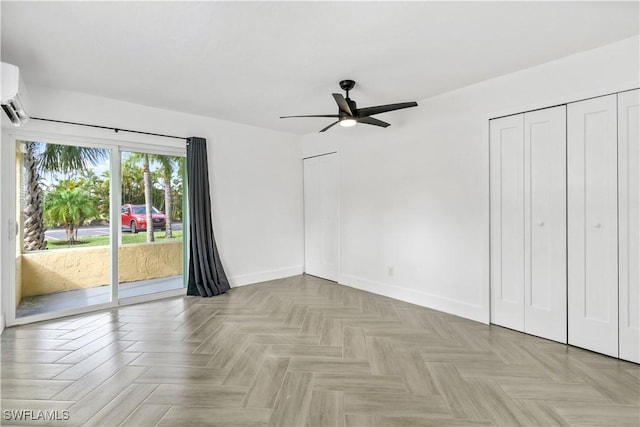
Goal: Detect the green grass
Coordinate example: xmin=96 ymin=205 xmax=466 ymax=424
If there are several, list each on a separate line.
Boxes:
xmin=48 ymin=230 xmax=183 ymax=249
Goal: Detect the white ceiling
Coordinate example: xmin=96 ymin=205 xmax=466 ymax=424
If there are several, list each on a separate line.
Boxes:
xmin=2 ymin=1 xmax=638 ymax=135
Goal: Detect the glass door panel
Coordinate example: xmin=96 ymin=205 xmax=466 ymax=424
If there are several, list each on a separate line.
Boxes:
xmin=118 ymin=151 xmax=185 ymax=299
xmin=15 ymin=140 xmax=112 ymax=318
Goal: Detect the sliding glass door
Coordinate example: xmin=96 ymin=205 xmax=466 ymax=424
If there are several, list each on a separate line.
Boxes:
xmin=15 ymin=139 xmax=112 ymax=318
xmin=10 ymin=136 xmax=187 ymax=324
xmin=118 ymin=150 xmax=185 ymax=299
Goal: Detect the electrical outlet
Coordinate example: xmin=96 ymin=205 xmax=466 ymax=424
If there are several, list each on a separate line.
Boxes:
xmin=388 ymin=266 xmax=394 ymax=277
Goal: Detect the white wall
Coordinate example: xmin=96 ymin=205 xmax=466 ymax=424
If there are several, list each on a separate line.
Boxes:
xmin=303 ymin=36 xmax=640 ymax=323
xmin=1 ymin=86 xmax=303 ymax=326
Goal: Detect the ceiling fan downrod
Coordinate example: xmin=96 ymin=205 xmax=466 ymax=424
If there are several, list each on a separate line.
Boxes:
xmin=339 ymin=79 xmax=356 ymax=99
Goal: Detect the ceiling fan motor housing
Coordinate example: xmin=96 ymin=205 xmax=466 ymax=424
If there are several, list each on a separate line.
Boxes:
xmin=339 ymin=79 xmax=356 ymax=92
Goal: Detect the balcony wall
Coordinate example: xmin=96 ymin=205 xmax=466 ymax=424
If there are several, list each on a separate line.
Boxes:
xmin=19 ymin=241 xmax=183 ymax=297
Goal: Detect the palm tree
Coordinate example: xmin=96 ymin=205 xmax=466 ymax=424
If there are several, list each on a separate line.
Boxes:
xmin=39 ymin=144 xmax=107 ymax=175
xmin=43 ymin=188 xmax=99 ymax=245
xmin=155 ymin=155 xmax=178 ymax=239
xmin=120 ymin=162 xmax=145 ymax=205
xmin=142 ymin=153 xmax=154 ymax=243
xmin=124 ymin=153 xmax=178 ymax=241
xmin=173 ymin=157 xmax=185 ymax=222
xmin=22 ymin=142 xmax=46 ymax=251
xmin=78 ymin=170 xmax=110 ymax=222
xmin=21 ymin=142 xmax=108 ymax=251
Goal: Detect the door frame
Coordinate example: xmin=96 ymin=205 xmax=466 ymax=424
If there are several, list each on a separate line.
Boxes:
xmin=1 ymin=129 xmax=187 ymax=326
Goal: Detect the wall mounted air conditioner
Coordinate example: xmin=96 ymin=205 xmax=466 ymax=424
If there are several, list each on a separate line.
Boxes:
xmin=1 ymin=62 xmax=30 ymax=127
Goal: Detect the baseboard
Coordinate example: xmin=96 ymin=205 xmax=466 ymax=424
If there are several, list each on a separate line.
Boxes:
xmin=230 ymin=265 xmax=304 ymax=287
xmin=340 ymin=274 xmax=489 ymax=324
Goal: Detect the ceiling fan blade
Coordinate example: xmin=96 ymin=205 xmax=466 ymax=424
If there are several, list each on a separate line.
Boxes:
xmin=319 ymin=121 xmax=339 ymax=133
xmin=358 ymin=116 xmax=390 ymax=128
xmin=332 ymin=93 xmax=353 ymax=116
xmin=357 ymin=101 xmax=418 ymax=117
xmin=280 ymin=114 xmax=339 ymax=119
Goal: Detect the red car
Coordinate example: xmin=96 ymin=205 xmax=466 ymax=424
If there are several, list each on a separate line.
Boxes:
xmin=121 ymin=204 xmax=166 ymax=233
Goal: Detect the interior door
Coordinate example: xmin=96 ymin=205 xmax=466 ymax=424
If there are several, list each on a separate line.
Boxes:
xmin=303 ymin=153 xmax=339 ymax=281
xmin=568 ymin=94 xmax=619 ymax=357
xmin=524 ymin=106 xmax=567 ymax=343
xmin=490 ymin=114 xmax=525 ymax=332
xmin=618 ymin=89 xmax=640 ymax=363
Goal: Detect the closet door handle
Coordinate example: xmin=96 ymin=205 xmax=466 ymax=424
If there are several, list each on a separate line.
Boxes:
xmin=537 ymin=221 xmax=544 ymax=227
xmin=594 ymin=222 xmax=602 ymax=228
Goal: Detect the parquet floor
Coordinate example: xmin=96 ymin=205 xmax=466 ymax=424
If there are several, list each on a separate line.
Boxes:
xmin=1 ymin=275 xmax=638 ymax=426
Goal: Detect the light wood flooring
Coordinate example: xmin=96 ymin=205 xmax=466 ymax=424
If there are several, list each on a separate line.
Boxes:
xmin=1 ymin=275 xmax=638 ymax=426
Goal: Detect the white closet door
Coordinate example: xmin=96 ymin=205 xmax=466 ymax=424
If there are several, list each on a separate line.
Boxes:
xmin=303 ymin=153 xmax=339 ymax=282
xmin=568 ymin=94 xmax=619 ymax=357
xmin=490 ymin=114 xmax=525 ymax=332
xmin=524 ymin=106 xmax=567 ymax=343
xmin=618 ymin=89 xmax=640 ymax=364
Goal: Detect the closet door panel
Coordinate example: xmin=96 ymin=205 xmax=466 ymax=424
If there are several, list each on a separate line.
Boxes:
xmin=304 ymin=153 xmax=340 ymax=282
xmin=618 ymin=89 xmax=640 ymax=363
xmin=490 ymin=114 xmax=525 ymax=331
xmin=524 ymin=106 xmax=567 ymax=343
xmin=568 ymin=94 xmax=618 ymax=357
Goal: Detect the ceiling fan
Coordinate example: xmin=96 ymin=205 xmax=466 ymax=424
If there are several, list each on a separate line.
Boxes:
xmin=280 ymin=80 xmax=418 ymax=132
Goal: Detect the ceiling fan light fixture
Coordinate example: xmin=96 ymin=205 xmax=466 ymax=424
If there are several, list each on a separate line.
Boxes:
xmin=339 ymin=117 xmax=357 ymax=127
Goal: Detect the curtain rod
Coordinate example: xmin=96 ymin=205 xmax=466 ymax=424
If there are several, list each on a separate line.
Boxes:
xmin=31 ymin=117 xmax=188 ymax=141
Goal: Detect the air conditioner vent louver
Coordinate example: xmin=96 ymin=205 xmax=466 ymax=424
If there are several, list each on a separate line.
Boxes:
xmin=2 ymin=104 xmax=18 ymax=123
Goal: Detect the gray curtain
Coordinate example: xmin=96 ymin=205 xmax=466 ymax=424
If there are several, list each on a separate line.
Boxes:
xmin=186 ymin=137 xmax=230 ymax=297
